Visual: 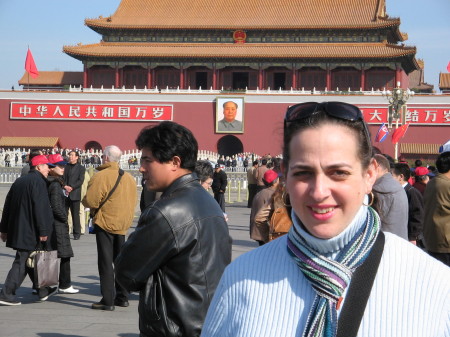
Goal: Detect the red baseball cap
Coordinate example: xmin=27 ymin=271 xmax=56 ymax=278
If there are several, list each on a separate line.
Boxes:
xmin=415 ymin=166 xmax=428 ymax=176
xmin=47 ymin=154 xmax=68 ymax=165
xmin=263 ymin=170 xmax=279 ymax=184
xmin=31 ymin=155 xmax=55 ymax=167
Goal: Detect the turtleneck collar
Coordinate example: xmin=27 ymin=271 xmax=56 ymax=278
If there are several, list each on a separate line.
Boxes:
xmin=291 ymin=205 xmax=368 ymax=257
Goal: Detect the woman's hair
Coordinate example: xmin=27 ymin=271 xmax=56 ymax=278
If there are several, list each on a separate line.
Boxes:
xmin=282 ymin=109 xmax=372 ymax=172
xmin=195 ymin=160 xmax=213 ymax=183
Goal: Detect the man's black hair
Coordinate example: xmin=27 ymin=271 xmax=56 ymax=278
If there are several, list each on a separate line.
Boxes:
xmin=436 ymin=152 xmax=450 ymax=174
xmin=414 ymin=159 xmax=422 ymax=167
xmin=392 ymin=163 xmax=411 ymax=181
xmin=136 ymin=121 xmax=198 ymax=171
xmin=29 ymin=148 xmax=42 ymax=162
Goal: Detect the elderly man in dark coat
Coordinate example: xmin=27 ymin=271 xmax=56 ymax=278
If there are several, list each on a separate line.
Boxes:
xmin=0 ymin=155 xmax=55 ymax=305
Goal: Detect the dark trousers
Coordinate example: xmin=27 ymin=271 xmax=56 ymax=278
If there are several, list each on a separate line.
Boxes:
xmin=59 ymin=257 xmax=71 ymax=289
xmin=0 ymin=250 xmax=31 ymax=301
xmin=247 ymin=184 xmax=257 ymax=208
xmin=67 ymin=199 xmax=81 ymax=235
xmin=95 ymin=225 xmax=129 ymax=306
xmin=214 ymin=192 xmax=226 ymax=213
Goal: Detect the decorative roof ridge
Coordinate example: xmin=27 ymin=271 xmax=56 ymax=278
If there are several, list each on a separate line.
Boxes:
xmin=84 ymin=22 xmax=401 ymax=30
xmin=384 ymin=42 xmax=416 ymax=52
xmin=66 ymin=41 xmax=406 ymax=47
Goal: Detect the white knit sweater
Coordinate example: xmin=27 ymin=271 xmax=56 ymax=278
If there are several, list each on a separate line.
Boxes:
xmin=201 ymin=207 xmax=450 ymax=337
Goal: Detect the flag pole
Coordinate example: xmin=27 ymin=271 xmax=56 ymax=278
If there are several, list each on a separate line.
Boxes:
xmin=394 ymin=118 xmax=399 ymax=162
xmin=27 ymin=45 xmax=29 ymax=91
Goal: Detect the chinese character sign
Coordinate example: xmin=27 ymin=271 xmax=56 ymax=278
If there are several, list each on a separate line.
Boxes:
xmin=10 ymin=102 xmax=173 ymax=122
xmin=359 ymin=106 xmax=450 ymax=125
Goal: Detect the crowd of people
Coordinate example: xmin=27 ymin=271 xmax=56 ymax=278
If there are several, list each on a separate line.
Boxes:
xmin=0 ymin=102 xmax=449 ymax=336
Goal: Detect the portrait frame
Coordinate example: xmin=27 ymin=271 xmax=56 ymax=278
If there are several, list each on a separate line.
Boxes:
xmin=215 ymin=97 xmax=245 ymax=134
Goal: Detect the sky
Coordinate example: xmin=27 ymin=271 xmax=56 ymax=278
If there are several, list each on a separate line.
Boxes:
xmin=0 ymin=0 xmax=449 ymax=91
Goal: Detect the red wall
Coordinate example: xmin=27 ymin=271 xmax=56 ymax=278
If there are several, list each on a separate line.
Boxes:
xmin=1 ymin=92 xmax=449 ymax=159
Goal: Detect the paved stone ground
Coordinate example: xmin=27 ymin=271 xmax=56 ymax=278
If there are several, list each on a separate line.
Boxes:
xmin=0 ymin=184 xmax=257 ymax=337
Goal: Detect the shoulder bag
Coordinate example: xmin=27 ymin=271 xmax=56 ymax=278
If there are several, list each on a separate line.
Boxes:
xmin=336 ymin=231 xmax=385 ymax=337
xmin=268 ymin=206 xmax=293 ymax=241
xmin=88 ymin=169 xmax=124 ymax=233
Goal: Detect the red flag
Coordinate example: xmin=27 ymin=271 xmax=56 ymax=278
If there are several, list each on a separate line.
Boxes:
xmin=375 ymin=123 xmax=389 ymax=143
xmin=25 ymin=48 xmax=39 ymax=78
xmin=447 ymin=61 xmax=450 ymax=73
xmin=391 ymin=123 xmax=409 ymax=144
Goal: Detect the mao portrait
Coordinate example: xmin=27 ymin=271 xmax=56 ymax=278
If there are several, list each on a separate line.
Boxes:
xmin=216 ymin=97 xmax=244 ymax=133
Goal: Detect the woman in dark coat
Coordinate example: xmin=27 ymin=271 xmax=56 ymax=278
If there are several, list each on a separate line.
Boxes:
xmin=47 ymin=154 xmax=79 ymax=294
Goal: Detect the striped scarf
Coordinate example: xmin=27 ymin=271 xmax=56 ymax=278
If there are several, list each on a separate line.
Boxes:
xmin=287 ymin=207 xmax=380 ymax=337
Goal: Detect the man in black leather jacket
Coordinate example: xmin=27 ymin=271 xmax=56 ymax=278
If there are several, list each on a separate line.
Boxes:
xmin=115 ymin=121 xmax=232 ymax=337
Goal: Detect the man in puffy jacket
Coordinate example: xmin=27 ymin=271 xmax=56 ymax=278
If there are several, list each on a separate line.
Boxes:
xmin=115 ymin=121 xmax=231 ymax=337
xmin=0 ymin=155 xmax=55 ymax=305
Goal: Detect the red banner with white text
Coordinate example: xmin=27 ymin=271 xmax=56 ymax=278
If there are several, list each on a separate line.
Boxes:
xmin=359 ymin=105 xmax=450 ymax=125
xmin=10 ymin=102 xmax=173 ymax=122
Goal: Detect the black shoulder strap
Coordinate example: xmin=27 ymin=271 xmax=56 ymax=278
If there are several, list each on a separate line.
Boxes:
xmin=336 ymin=231 xmax=385 ymax=337
xmin=96 ymin=169 xmax=124 ymax=212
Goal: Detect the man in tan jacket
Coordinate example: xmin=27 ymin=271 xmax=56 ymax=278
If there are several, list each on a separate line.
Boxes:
xmin=83 ymin=145 xmax=137 ymax=311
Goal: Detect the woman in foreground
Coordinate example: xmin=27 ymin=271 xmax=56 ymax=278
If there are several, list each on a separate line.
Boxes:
xmin=201 ymin=102 xmax=450 ymax=337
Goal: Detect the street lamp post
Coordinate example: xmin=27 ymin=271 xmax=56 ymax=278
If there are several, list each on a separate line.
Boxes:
xmin=382 ymin=82 xmax=414 ymax=162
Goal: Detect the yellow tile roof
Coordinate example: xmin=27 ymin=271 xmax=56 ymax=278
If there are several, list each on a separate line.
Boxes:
xmin=400 ymin=143 xmax=441 ymax=155
xmin=85 ymin=0 xmax=397 ymax=30
xmin=0 ymin=137 xmax=60 ymax=148
xmin=439 ymin=73 xmax=450 ymax=89
xmin=18 ymin=71 xmax=83 ymax=86
xmin=64 ymin=42 xmax=416 ymax=59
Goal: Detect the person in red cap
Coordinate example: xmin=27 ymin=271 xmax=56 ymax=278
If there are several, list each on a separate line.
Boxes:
xmin=0 ymin=155 xmax=56 ymax=305
xmin=413 ymin=166 xmax=430 ymax=196
xmin=47 ymin=154 xmax=79 ymax=295
xmin=249 ymin=169 xmax=280 ymax=245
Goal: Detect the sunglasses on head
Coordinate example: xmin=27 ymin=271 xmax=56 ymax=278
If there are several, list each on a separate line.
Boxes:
xmin=284 ymin=101 xmax=372 ymax=146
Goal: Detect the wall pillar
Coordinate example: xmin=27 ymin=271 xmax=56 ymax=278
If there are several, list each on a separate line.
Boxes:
xmin=326 ymin=67 xmax=332 ymax=90
xmin=151 ymin=69 xmax=156 ymax=88
xmin=395 ymin=67 xmax=402 ymax=87
xmin=180 ymin=68 xmax=185 ymax=89
xmin=115 ymin=67 xmax=120 ymax=88
xmin=360 ymin=68 xmax=366 ymax=91
xmin=83 ymin=64 xmax=88 ymax=88
xmin=147 ymin=68 xmax=152 ymax=88
xmin=292 ymin=67 xmax=297 ymax=89
xmin=212 ymin=66 xmax=217 ymax=90
xmin=258 ymin=67 xmax=263 ymax=89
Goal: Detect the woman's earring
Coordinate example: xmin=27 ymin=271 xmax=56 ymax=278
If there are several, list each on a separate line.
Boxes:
xmin=362 ymin=191 xmax=374 ymax=207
